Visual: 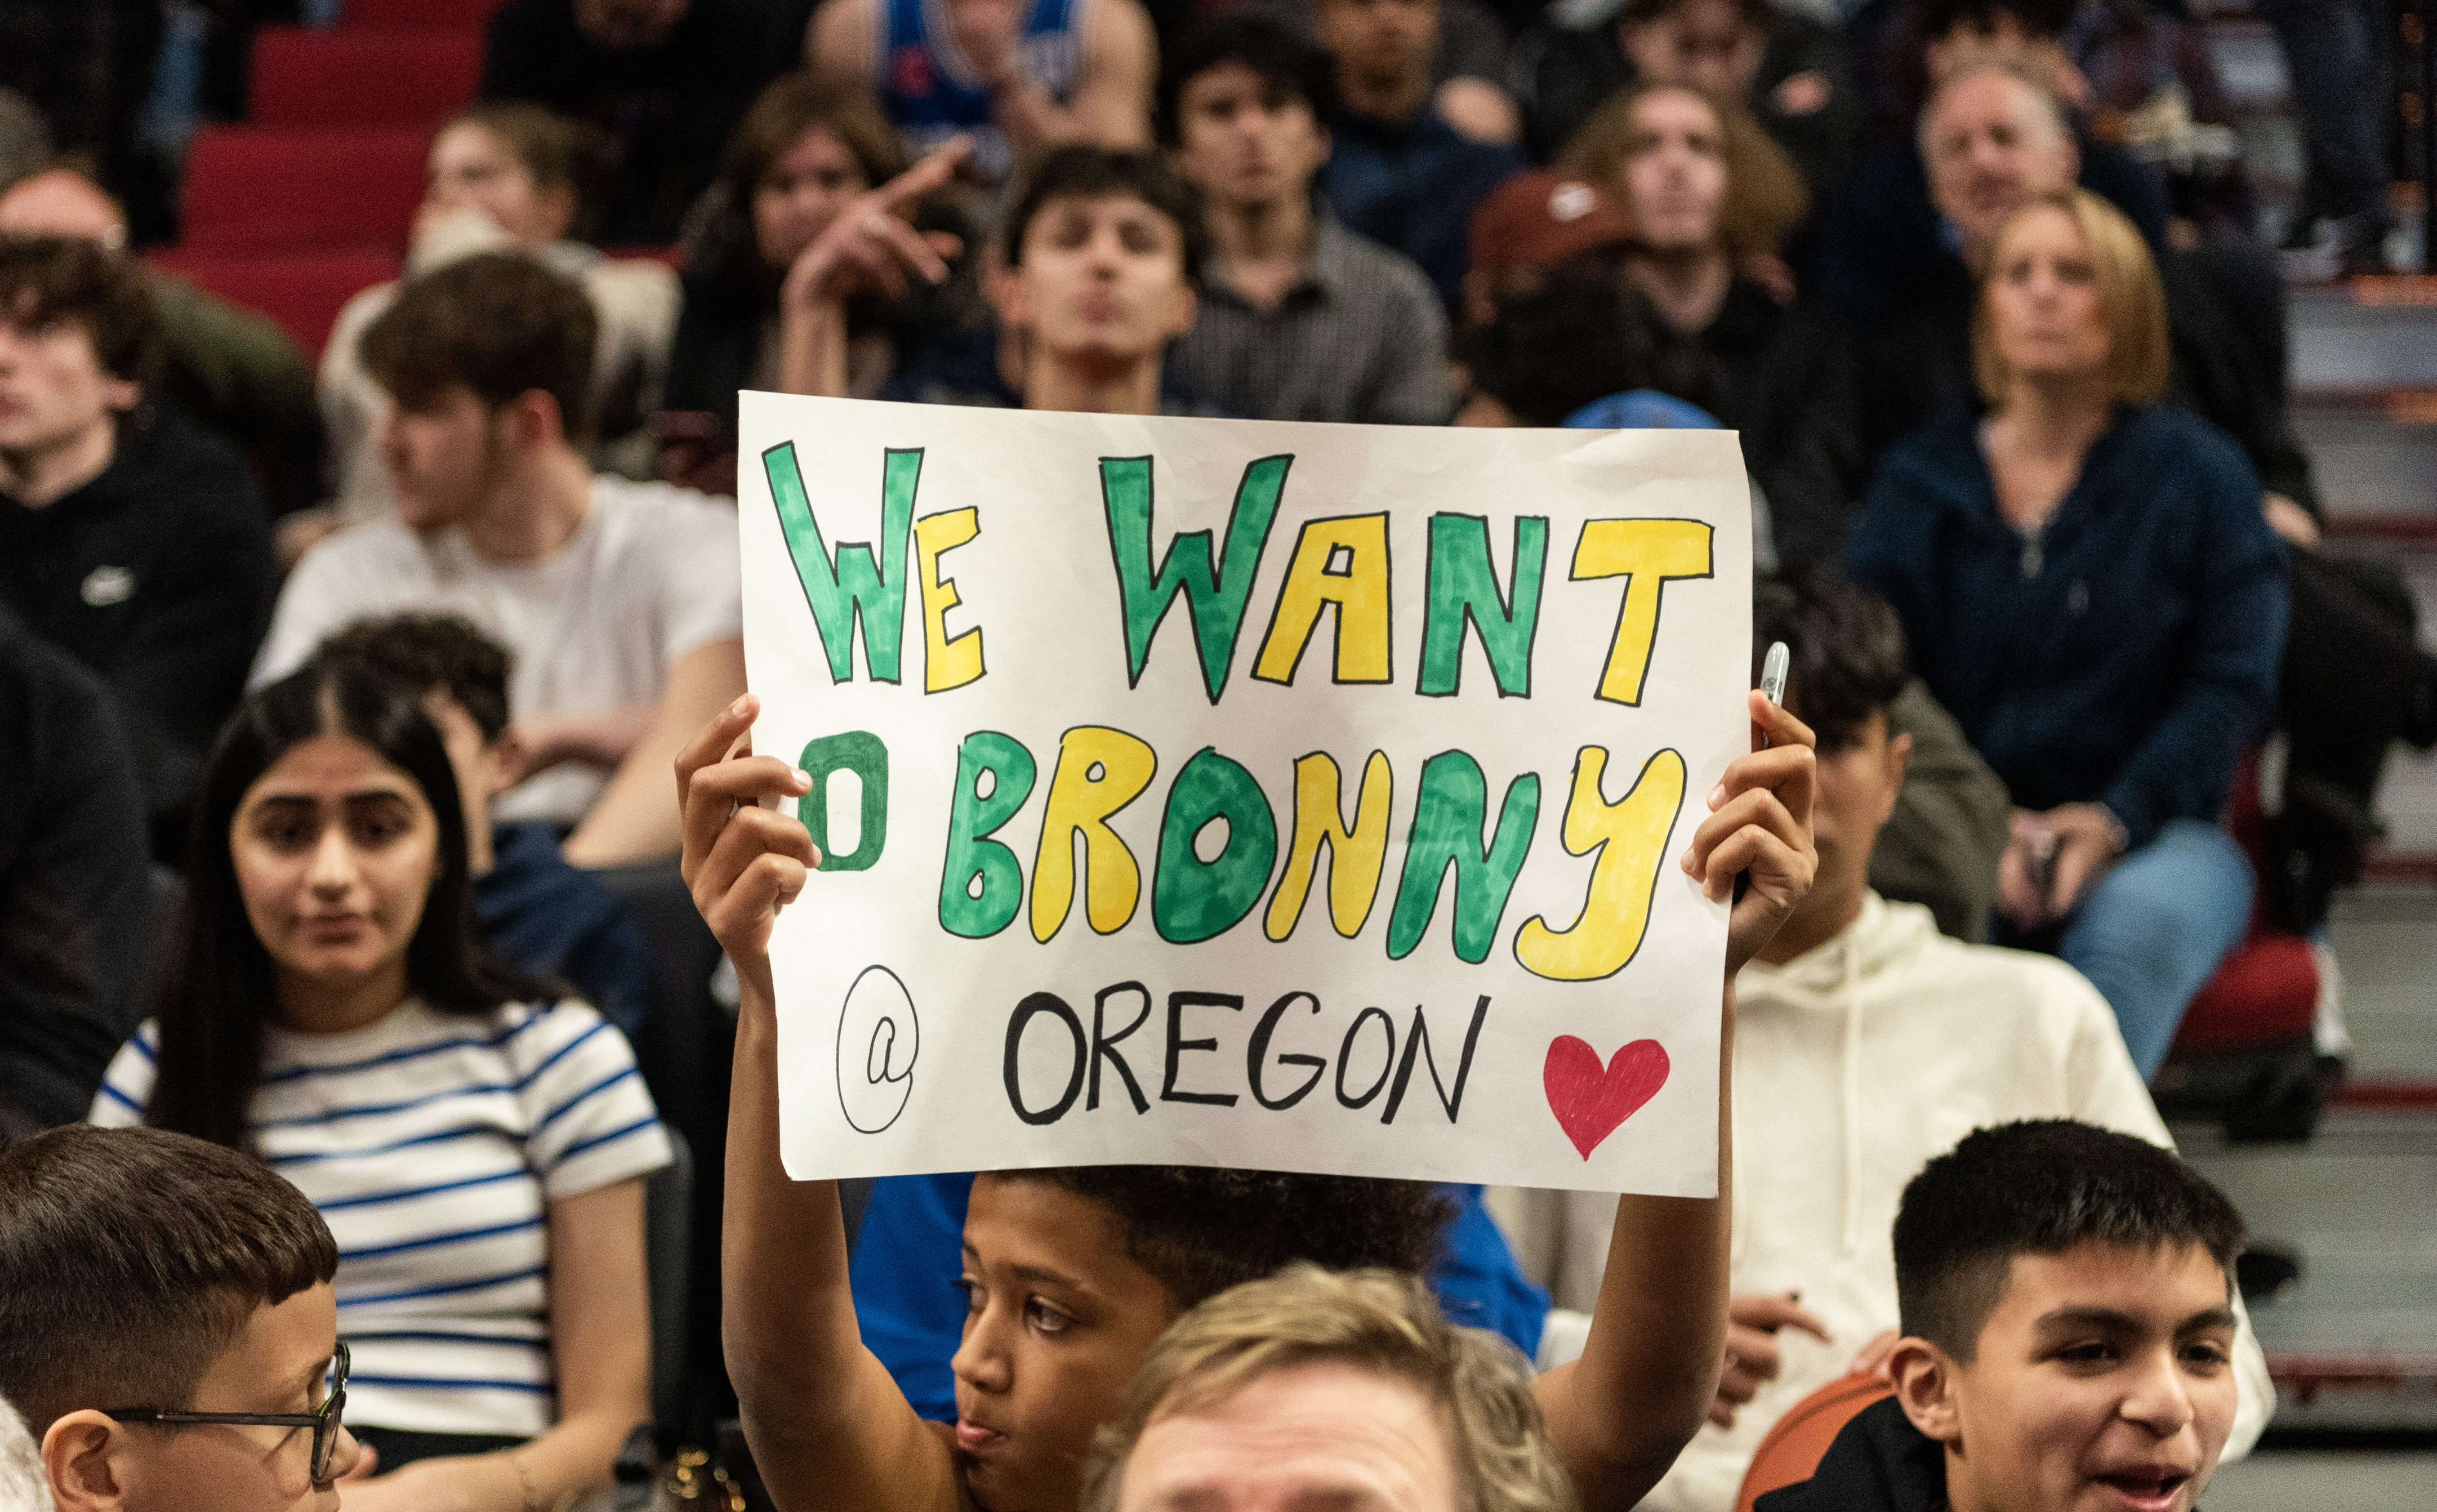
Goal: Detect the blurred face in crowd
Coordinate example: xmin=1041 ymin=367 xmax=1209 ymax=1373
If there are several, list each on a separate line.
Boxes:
xmin=0 ymin=169 xmax=128 ymax=250
xmin=573 ymin=0 xmax=688 ymax=51
xmin=951 ymin=1176 xmax=1177 ymax=1512
xmin=1620 ymin=88 xmax=1728 ymax=255
xmin=229 ymin=730 xmax=439 ymax=1024
xmin=1923 ymin=71 xmax=2077 ymax=257
xmin=1316 ymin=0 xmax=1439 ymax=96
xmin=1173 ymin=62 xmax=1330 ymax=212
xmin=999 ymin=193 xmax=1197 ymax=372
xmin=1111 ymin=1361 xmax=1462 ymax=1512
xmin=373 ymin=383 xmax=509 ymax=532
xmin=47 ymin=1286 xmax=360 ymax=1512
xmin=425 ymin=122 xmax=574 ymax=247
xmin=0 ymin=297 xmax=137 ymax=482
xmin=754 ymin=126 xmax=874 ymax=271
xmin=1619 ymin=0 xmax=1766 ymax=99
xmin=1899 ymin=1242 xmax=2239 ymax=1512
xmin=1983 ymin=204 xmax=2113 ymax=390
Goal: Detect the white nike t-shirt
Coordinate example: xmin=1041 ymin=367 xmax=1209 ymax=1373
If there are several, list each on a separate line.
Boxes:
xmin=253 ymin=476 xmax=741 ymax=826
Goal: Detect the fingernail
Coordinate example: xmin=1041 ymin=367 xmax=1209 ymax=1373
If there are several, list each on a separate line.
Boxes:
xmin=1709 ymin=784 xmax=1726 ymax=809
xmin=791 ymin=768 xmax=812 ymax=789
xmin=729 ymin=694 xmax=751 ymax=717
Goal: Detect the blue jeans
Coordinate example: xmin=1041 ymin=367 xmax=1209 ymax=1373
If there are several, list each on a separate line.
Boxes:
xmin=2059 ymin=819 xmax=2255 ymax=1080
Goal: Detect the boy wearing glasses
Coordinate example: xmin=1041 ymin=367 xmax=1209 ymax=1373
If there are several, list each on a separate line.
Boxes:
xmin=0 ymin=1125 xmax=359 ymax=1512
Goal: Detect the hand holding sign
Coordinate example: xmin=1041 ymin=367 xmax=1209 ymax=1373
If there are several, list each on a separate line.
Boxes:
xmin=676 ymin=694 xmax=818 ymax=999
xmin=1687 ymin=693 xmax=1817 ymax=978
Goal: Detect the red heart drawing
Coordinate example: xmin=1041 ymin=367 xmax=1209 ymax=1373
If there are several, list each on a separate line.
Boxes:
xmin=1543 ymin=1037 xmax=1670 ymax=1159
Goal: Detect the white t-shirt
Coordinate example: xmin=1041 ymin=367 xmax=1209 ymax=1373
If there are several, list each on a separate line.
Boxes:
xmin=93 ymin=997 xmax=671 ymax=1438
xmin=252 ymin=475 xmax=741 ymax=826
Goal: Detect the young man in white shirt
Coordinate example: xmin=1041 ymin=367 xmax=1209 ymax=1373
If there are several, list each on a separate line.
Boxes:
xmin=1500 ymin=566 xmax=2272 ymax=1512
xmin=253 ymin=251 xmax=743 ymax=867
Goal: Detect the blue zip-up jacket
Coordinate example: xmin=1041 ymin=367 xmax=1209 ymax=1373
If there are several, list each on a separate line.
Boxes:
xmin=1846 ymin=404 xmax=2286 ymax=849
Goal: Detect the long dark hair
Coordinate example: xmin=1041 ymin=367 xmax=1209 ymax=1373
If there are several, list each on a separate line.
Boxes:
xmin=147 ymin=659 xmax=550 ymax=1150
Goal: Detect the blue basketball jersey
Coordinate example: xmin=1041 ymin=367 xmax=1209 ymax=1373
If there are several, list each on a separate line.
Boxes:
xmin=879 ymin=0 xmax=1085 ymax=180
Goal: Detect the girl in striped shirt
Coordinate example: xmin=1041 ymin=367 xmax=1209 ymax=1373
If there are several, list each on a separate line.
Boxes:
xmin=93 ymin=655 xmax=669 ymax=1512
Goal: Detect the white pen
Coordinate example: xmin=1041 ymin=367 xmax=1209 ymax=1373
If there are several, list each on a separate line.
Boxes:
xmin=1758 ymin=640 xmax=1789 ymax=747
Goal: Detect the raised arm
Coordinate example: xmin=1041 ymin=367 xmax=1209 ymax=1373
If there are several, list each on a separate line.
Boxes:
xmin=565 ymin=639 xmax=747 ymax=868
xmin=1535 ymin=694 xmax=1817 ymax=1512
xmin=772 ymin=145 xmax=971 ymax=402
xmin=680 ymin=698 xmax=965 ymax=1512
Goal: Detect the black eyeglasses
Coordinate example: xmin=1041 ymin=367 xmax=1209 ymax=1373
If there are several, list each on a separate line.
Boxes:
xmin=105 ymin=1341 xmax=350 ymax=1482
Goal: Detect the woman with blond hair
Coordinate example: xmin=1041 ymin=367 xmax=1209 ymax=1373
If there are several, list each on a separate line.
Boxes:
xmin=1846 ymin=187 xmax=2287 ymax=1078
xmin=1562 ymin=82 xmax=1851 ymax=566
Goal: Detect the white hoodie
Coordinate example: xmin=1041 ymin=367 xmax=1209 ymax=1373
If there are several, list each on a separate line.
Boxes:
xmin=1516 ymin=893 xmax=2272 ymax=1512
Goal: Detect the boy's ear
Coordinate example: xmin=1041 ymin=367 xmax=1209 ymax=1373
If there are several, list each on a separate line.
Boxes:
xmin=1887 ymin=1336 xmax=1965 ymax=1446
xmin=43 ymin=1413 xmax=130 ymax=1512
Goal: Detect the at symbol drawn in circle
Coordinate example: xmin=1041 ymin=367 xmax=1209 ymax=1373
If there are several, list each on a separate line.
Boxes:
xmin=836 ymin=965 xmax=919 ymax=1134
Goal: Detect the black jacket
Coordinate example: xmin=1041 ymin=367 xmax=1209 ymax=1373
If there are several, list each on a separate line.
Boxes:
xmin=0 ymin=605 xmax=155 ymax=1130
xmin=0 ymin=405 xmax=275 ymax=851
xmin=1754 ymin=1397 xmax=1950 ymax=1512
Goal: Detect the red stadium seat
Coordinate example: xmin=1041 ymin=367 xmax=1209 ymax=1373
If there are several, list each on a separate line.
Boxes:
xmin=179 ymin=126 xmax=428 ymax=252
xmin=2171 ymin=752 xmax=2321 ymax=1059
xmin=1734 ymin=1375 xmax=1897 ymax=1512
xmin=340 ymin=0 xmax=507 ymax=27
xmin=145 ymin=246 xmax=401 ymax=359
xmin=249 ymin=27 xmax=484 ymax=129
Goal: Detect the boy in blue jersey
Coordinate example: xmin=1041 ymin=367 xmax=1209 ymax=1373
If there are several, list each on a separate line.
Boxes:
xmin=0 ymin=1125 xmax=363 ymax=1512
xmin=807 ymin=0 xmax=1157 ymax=180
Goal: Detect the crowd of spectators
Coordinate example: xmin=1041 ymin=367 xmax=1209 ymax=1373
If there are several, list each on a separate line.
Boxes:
xmin=0 ymin=2 xmax=2428 ymax=1511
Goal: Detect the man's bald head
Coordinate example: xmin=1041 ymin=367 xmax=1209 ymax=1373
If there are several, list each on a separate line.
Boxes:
xmin=0 ymin=168 xmax=126 ymax=252
xmin=1918 ymin=64 xmax=2077 ymax=259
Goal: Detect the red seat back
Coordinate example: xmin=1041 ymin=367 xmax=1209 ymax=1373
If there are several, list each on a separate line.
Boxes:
xmin=2169 ymin=750 xmax=2320 ymax=1056
xmin=145 ymin=247 xmax=401 ymax=359
xmin=179 ymin=126 xmax=429 ymax=252
xmin=1734 ymin=1375 xmax=1897 ymax=1512
xmin=249 ymin=27 xmax=484 ymax=129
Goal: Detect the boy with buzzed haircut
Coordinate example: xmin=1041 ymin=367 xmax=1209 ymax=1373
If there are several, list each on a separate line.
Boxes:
xmin=1759 ymin=1119 xmax=2247 ymax=1512
xmin=0 ymin=1123 xmax=361 ymax=1512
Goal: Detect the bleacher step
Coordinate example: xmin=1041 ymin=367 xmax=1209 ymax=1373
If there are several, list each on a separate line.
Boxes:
xmin=2177 ymin=1112 xmax=2437 ymax=1432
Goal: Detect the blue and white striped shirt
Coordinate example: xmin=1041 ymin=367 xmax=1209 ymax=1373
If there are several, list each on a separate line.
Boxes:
xmin=92 ymin=998 xmax=671 ymax=1438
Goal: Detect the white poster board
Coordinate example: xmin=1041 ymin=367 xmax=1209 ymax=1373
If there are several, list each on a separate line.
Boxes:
xmin=737 ymin=394 xmax=1752 ymax=1196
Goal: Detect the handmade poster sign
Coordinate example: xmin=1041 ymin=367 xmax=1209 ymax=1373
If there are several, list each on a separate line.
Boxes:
xmin=737 ymin=393 xmax=1753 ymax=1196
